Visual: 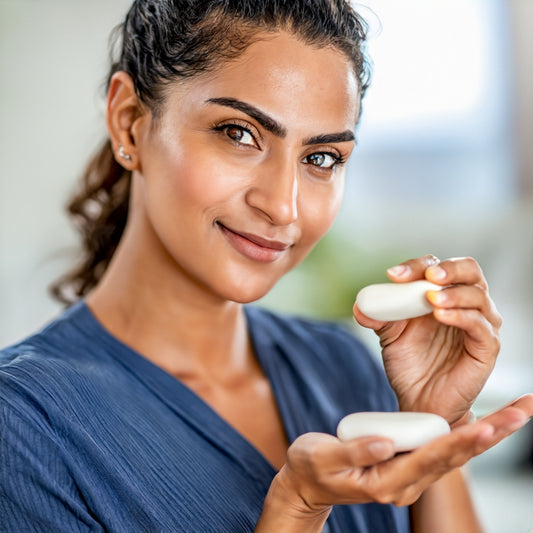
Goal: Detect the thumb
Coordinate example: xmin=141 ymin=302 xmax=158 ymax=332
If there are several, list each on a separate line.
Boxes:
xmin=353 ymin=302 xmax=388 ymax=330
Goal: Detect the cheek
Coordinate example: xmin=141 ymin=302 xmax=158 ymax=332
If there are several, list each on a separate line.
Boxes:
xmin=299 ymin=177 xmax=345 ymax=245
xmin=148 ymin=143 xmax=248 ymax=218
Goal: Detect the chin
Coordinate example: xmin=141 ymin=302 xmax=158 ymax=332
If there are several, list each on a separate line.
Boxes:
xmin=224 ymin=286 xmax=274 ymax=305
xmin=217 ymin=275 xmax=280 ymax=305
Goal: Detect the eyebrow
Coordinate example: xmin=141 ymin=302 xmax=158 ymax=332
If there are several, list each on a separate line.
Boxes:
xmin=206 ymin=97 xmax=287 ymax=138
xmin=302 ymin=131 xmax=355 ymax=146
xmin=206 ymin=96 xmax=355 ymax=146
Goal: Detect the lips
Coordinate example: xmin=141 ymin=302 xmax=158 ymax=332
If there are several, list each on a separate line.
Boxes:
xmin=217 ymin=222 xmax=292 ymax=262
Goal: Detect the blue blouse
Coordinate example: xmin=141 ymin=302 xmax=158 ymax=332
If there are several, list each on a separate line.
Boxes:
xmin=0 ymin=301 xmax=409 ymax=532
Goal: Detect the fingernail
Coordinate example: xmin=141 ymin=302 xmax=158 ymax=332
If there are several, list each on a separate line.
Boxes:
xmin=427 ymin=265 xmax=446 ymax=281
xmin=426 ymin=290 xmax=445 ymax=304
xmin=509 ymin=416 xmax=529 ymax=432
xmin=368 ymin=441 xmax=395 ymax=458
xmin=387 ymin=264 xmax=409 ymax=278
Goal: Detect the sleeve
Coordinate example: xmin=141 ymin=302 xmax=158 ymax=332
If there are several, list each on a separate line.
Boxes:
xmin=0 ymin=391 xmax=103 ymax=533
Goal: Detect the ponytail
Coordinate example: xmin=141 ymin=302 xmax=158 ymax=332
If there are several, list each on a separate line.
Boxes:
xmin=50 ymin=141 xmax=131 ymax=304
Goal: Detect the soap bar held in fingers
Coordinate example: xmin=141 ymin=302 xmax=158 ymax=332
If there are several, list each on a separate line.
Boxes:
xmin=356 ymin=280 xmax=444 ymax=321
xmin=337 ymin=411 xmax=450 ymax=452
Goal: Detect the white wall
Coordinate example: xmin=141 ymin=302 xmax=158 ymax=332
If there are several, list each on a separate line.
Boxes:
xmin=0 ymin=0 xmax=132 ymax=345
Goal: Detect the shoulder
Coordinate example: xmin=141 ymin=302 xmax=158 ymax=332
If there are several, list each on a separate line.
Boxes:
xmin=1 ymin=304 xmax=89 ymax=378
xmin=0 ymin=302 xmax=119 ymax=422
xmin=1 ymin=301 xmax=88 ymax=366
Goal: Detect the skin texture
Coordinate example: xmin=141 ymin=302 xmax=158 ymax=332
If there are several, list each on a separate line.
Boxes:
xmin=354 ymin=255 xmax=502 ymax=425
xmin=87 ymin=30 xmax=533 ymax=533
xmin=256 ymin=395 xmax=532 ymax=533
xmin=89 ymin=31 xmax=358 ymax=471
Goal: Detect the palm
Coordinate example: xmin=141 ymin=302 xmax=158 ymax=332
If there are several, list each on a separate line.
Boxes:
xmin=377 ymin=315 xmax=489 ymax=422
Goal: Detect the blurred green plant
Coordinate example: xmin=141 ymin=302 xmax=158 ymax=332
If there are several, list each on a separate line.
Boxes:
xmin=259 ymin=229 xmax=411 ymax=320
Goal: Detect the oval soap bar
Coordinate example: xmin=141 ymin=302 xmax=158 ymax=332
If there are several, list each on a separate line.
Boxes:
xmin=356 ymin=280 xmax=443 ymax=321
xmin=337 ymin=411 xmax=450 ymax=452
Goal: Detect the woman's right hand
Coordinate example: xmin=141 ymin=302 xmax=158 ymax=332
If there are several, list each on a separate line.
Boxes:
xmin=254 ymin=394 xmax=533 ymax=532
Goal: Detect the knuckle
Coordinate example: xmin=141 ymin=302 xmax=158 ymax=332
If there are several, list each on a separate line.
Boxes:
xmin=448 ymin=256 xmax=479 ymax=275
xmin=368 ymin=483 xmax=395 ymax=505
xmin=365 ymin=484 xmax=385 ymax=504
xmin=289 ymin=440 xmax=322 ymax=473
xmin=373 ymin=491 xmax=394 ymax=505
xmin=405 ymin=254 xmax=439 ymax=267
xmin=306 ymin=449 xmax=323 ymax=472
xmin=314 ymin=470 xmax=331 ymax=487
xmin=394 ymin=488 xmax=422 ymax=507
xmin=392 ymin=495 xmax=407 ymax=507
xmin=450 ymin=255 xmax=476 ymax=267
xmin=423 ymin=254 xmax=439 ymax=265
xmin=346 ymin=446 xmax=364 ymax=466
xmin=494 ymin=310 xmax=503 ymax=329
xmin=492 ymin=332 xmax=502 ymax=352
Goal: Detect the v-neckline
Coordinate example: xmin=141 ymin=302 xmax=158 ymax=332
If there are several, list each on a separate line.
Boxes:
xmin=75 ymin=301 xmax=289 ymax=483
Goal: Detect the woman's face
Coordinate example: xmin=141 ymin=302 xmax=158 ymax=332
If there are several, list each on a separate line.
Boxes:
xmin=134 ymin=31 xmax=359 ymax=303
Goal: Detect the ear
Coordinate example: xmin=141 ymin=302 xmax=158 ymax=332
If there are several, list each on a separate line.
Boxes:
xmin=106 ymin=71 xmax=149 ymax=171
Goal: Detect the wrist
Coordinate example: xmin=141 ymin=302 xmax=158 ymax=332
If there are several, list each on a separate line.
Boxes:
xmin=255 ymin=468 xmax=332 ymax=533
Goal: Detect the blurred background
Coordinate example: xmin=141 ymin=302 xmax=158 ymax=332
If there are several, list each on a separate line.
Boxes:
xmin=1 ymin=0 xmax=532 ymax=531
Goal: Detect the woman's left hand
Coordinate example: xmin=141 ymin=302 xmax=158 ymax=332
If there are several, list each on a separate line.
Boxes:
xmin=353 ymin=255 xmax=502 ymax=425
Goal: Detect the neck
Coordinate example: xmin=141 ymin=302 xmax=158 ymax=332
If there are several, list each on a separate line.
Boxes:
xmin=86 ymin=196 xmax=251 ymax=380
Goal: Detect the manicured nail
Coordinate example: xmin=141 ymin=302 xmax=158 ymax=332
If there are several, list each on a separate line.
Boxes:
xmin=427 ymin=265 xmax=446 ymax=281
xmin=387 ymin=264 xmax=409 ymax=278
xmin=426 ymin=290 xmax=445 ymax=304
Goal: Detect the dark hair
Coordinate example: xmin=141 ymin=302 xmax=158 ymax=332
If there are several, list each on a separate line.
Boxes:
xmin=50 ymin=0 xmax=371 ymax=304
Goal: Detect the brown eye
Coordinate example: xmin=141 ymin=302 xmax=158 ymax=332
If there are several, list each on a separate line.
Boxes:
xmin=226 ymin=126 xmax=244 ymax=142
xmin=305 ymin=152 xmax=339 ymax=169
xmin=223 ymin=125 xmax=256 ymax=146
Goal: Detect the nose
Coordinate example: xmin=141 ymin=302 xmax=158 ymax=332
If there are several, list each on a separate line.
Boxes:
xmin=245 ymin=156 xmax=299 ymax=226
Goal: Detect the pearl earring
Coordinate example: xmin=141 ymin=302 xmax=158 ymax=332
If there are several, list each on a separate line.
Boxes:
xmin=118 ymin=144 xmax=132 ymax=161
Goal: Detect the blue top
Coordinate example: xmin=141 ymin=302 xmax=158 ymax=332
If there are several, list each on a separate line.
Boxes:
xmin=0 ymin=301 xmax=409 ymax=533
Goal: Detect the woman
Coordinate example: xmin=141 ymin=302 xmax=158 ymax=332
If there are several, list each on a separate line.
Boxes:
xmin=1 ymin=1 xmax=531 ymax=532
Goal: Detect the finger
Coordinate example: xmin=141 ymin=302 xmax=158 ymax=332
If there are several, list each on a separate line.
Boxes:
xmin=393 ymin=396 xmax=533 ymax=499
xmin=353 ymin=302 xmax=390 ymax=330
xmin=382 ymin=419 xmax=506 ymax=504
xmin=336 ymin=397 xmax=533 ymax=507
xmin=425 ymin=256 xmax=488 ymax=290
xmin=386 ymin=254 xmax=440 ymax=282
xmin=347 ymin=423 xmax=490 ymax=506
xmin=335 ymin=437 xmax=396 ymax=469
xmin=430 ymin=307 xmax=500 ymax=359
xmin=426 ymin=285 xmax=502 ymax=330
xmin=288 ymin=433 xmax=395 ymax=474
xmin=504 ymin=392 xmax=533 ymax=415
xmin=480 ymin=393 xmax=533 ymax=428
xmin=407 ymin=397 xmax=533 ymax=476
xmin=402 ymin=424 xmax=489 ymax=477
xmin=369 ymin=408 xmax=528 ymax=507
xmin=309 ymin=435 xmax=396 ymax=471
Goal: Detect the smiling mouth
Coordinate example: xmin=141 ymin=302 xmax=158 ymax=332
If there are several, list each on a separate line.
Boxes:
xmin=216 ymin=222 xmax=292 ymax=262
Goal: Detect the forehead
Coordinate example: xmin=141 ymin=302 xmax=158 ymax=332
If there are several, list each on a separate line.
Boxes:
xmin=161 ymin=31 xmax=360 ymax=132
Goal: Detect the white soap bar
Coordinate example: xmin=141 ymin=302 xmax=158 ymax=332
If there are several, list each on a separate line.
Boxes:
xmin=337 ymin=411 xmax=450 ymax=452
xmin=356 ymin=280 xmax=443 ymax=321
